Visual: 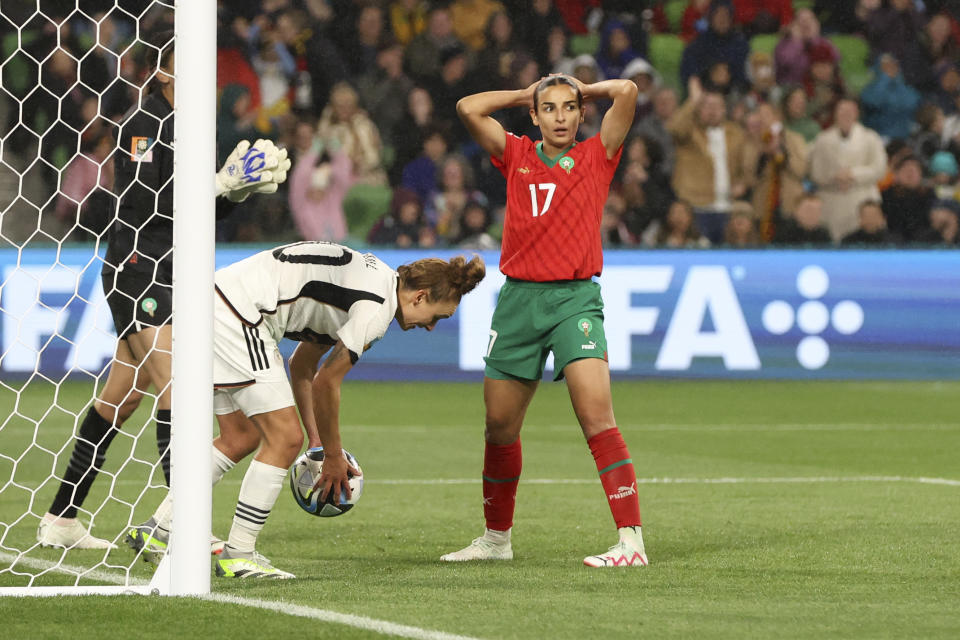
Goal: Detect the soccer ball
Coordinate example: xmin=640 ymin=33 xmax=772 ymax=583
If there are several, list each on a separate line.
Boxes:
xmin=289 ymin=448 xmax=363 ymax=517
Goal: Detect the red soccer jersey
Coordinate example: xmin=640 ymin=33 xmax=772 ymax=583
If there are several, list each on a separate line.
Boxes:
xmin=492 ymin=133 xmax=622 ymax=281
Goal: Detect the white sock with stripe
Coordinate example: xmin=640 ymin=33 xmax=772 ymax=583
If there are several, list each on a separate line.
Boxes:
xmin=153 ymin=445 xmax=236 ymax=531
xmin=226 ymin=459 xmax=286 ymax=553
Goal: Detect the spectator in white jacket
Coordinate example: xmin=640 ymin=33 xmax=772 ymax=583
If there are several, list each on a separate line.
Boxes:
xmin=808 ymin=99 xmax=888 ymax=242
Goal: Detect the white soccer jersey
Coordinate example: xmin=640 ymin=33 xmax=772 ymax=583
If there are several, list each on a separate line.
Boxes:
xmin=215 ymin=241 xmax=399 ymax=365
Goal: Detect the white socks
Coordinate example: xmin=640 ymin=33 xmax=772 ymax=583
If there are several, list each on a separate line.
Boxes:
xmin=153 ymin=446 xmax=237 ymax=530
xmin=226 ymin=459 xmax=286 ymax=553
xmin=484 ymin=528 xmax=511 ymax=545
xmin=41 ymin=513 xmax=74 ymax=526
xmin=619 ymin=525 xmax=645 ymax=551
xmin=211 ymin=446 xmax=236 ymax=485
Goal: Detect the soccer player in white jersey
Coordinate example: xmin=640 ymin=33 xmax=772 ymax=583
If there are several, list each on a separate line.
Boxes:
xmin=127 ymin=241 xmax=485 ymax=578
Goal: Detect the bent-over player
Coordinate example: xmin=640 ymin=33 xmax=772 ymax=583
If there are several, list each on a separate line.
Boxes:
xmin=128 ymin=241 xmax=485 ymax=578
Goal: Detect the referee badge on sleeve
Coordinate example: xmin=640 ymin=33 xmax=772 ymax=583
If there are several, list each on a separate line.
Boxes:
xmin=130 ymin=136 xmax=154 ymax=162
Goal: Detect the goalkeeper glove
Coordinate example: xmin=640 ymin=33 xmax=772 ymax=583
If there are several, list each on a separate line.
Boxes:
xmin=215 ymin=138 xmax=291 ymax=202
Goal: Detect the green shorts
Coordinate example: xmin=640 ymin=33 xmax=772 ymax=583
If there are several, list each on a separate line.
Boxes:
xmin=484 ymin=278 xmax=607 ymax=382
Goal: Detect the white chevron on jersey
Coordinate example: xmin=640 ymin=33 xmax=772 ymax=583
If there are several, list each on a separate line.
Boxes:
xmin=214 ymin=242 xmax=398 ymax=362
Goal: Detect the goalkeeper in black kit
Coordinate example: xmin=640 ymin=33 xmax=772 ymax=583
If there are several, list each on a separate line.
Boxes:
xmin=37 ymin=34 xmax=291 ymax=551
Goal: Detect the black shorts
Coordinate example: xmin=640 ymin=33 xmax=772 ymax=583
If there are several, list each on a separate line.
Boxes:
xmin=101 ymin=257 xmax=172 ymax=339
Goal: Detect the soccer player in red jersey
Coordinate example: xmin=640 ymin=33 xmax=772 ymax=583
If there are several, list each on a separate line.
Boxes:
xmin=440 ymin=74 xmax=648 ymax=567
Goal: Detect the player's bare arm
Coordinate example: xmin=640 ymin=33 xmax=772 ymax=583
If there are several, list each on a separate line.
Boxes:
xmin=289 ymin=342 xmax=331 ymax=449
xmin=576 ymin=78 xmax=638 ymax=159
xmin=311 ymin=340 xmax=361 ymax=500
xmin=456 ymin=80 xmax=539 ymax=161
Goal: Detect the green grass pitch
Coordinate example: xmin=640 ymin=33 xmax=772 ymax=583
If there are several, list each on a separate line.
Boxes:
xmin=0 ymin=379 xmax=958 ymax=639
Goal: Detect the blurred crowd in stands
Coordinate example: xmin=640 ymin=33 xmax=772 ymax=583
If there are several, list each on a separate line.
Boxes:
xmin=2 ymin=0 xmax=960 ymax=249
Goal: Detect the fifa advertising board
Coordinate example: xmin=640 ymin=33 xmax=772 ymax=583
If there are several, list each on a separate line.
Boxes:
xmin=2 ymin=247 xmax=958 ymax=381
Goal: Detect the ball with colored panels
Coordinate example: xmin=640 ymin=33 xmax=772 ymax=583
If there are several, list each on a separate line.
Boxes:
xmin=289 ymin=448 xmax=363 ymax=517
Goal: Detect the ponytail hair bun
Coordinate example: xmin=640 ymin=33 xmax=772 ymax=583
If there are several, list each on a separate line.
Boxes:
xmin=397 ymin=255 xmax=486 ymax=301
xmin=445 ymin=255 xmax=486 ymax=297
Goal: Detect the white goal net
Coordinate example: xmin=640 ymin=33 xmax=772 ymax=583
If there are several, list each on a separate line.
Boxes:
xmin=0 ymin=0 xmax=213 ymax=596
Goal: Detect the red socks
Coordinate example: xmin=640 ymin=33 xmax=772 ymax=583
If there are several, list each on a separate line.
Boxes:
xmin=588 ymin=427 xmax=642 ymax=528
xmin=482 ymin=439 xmax=522 ymax=531
xmin=482 ymin=431 xmax=640 ymax=532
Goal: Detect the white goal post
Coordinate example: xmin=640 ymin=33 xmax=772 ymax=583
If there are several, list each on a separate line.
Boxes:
xmin=0 ymin=1 xmax=214 ymax=597
xmin=167 ymin=0 xmax=215 ymax=598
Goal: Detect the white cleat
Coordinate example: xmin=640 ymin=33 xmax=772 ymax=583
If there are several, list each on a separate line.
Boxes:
xmin=583 ymin=540 xmax=648 ymax=568
xmin=440 ymin=536 xmax=513 ymax=562
xmin=37 ymin=517 xmax=117 ymax=550
xmin=210 ymin=534 xmax=226 ymax=556
xmin=216 ymin=547 xmax=295 ymax=579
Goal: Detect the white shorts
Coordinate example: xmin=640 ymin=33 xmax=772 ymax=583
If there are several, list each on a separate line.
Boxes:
xmin=213 ymin=294 xmax=294 ymax=417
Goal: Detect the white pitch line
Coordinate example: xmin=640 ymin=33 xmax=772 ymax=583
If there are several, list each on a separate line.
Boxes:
xmin=22 ymin=474 xmax=960 ymax=489
xmin=0 ymin=551 xmax=145 ymax=587
xmin=3 ymin=473 xmax=958 ymax=632
xmin=0 ymin=552 xmax=481 ymax=640
xmin=206 ymin=593 xmax=481 ymax=640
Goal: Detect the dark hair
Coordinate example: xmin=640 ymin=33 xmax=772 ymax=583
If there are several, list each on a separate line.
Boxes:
xmin=885 ymin=138 xmax=910 ymax=159
xmin=148 ymin=30 xmax=175 ymax=71
xmin=484 ymin=10 xmax=512 ymax=46
xmin=894 ymin=154 xmax=923 ymax=171
xmin=782 ymin=85 xmax=803 ymax=102
xmin=422 ymin=122 xmax=451 ymax=147
xmin=631 ymin=134 xmax=664 ymax=168
xmin=835 ymin=95 xmax=860 ymax=111
xmin=533 ymin=75 xmax=583 ymax=110
xmin=659 ymin=199 xmax=702 ymax=244
xmin=439 ymin=44 xmax=466 ymax=67
xmin=915 ymin=103 xmax=942 ymax=131
xmin=390 ymin=187 xmax=423 ymax=220
xmin=397 ymin=255 xmax=486 ymax=301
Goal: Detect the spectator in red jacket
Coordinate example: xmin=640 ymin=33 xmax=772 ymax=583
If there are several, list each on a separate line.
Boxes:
xmin=732 ymin=0 xmax=793 ymax=35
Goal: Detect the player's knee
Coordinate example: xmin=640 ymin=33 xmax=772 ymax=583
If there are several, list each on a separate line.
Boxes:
xmin=117 ymin=395 xmax=144 ymax=423
xmin=236 ymin=430 xmax=261 ymax=457
xmin=484 ymin=414 xmax=519 ymax=445
xmin=95 ymin=393 xmax=142 ymax=425
xmin=578 ymin=415 xmax=616 ymax=439
xmin=272 ymin=429 xmax=303 ymax=462
xmin=94 ymin=400 xmax=120 ymax=425
xmin=215 ymin=436 xmax=248 ymax=462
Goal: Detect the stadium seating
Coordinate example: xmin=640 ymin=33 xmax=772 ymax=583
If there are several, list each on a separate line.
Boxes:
xmin=828 ymin=34 xmax=873 ymax=95
xmin=750 ymin=34 xmax=779 ymax=56
xmin=569 ymin=32 xmax=599 ymax=56
xmin=664 ymin=0 xmax=687 ymax=33
xmin=648 ymin=33 xmax=685 ymax=90
xmin=381 ymin=145 xmax=395 ymax=171
xmin=1 ymin=32 xmax=36 ymax=95
xmin=343 ymin=183 xmax=392 ymax=242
